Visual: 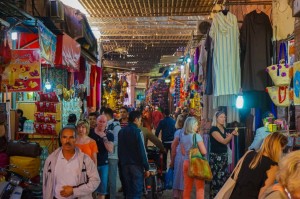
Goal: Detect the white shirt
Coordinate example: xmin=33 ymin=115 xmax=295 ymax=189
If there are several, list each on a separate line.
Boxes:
xmin=54 ymin=150 xmax=80 ymax=199
xmin=107 ymin=119 xmax=121 ymax=159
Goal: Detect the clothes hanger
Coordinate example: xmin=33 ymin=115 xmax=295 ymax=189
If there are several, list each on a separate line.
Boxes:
xmin=256 ymin=5 xmax=262 ymax=14
xmin=221 ymin=1 xmax=229 ymax=15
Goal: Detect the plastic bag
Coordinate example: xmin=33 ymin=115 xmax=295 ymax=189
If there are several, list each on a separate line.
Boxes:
xmin=165 ymin=168 xmax=174 ymax=190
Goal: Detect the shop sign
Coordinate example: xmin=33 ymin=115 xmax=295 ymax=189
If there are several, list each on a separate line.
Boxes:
xmin=38 ymin=22 xmax=57 ymax=64
xmin=1 ymin=49 xmax=41 ymax=92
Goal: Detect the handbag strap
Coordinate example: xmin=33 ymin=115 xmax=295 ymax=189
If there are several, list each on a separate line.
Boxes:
xmin=192 ymin=133 xmax=203 ymax=158
xmin=278 ymin=42 xmax=288 ymax=66
xmin=231 ymin=150 xmax=252 ymax=181
xmin=278 ymin=86 xmax=287 ymax=103
xmin=277 ymin=43 xmax=288 ymax=77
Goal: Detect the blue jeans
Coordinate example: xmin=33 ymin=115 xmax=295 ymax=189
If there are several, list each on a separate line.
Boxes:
xmin=108 ymin=158 xmax=118 ymax=199
xmin=96 ymin=165 xmax=109 ymax=195
xmin=121 ymin=165 xmax=144 ymax=199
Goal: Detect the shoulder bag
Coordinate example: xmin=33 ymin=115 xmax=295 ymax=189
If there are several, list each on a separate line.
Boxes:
xmin=214 ymin=150 xmax=252 ymax=199
xmin=188 ymin=134 xmax=212 ymax=181
xmin=266 ymin=42 xmax=292 ymax=86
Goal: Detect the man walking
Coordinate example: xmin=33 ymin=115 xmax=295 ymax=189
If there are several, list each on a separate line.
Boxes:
xmin=119 ymin=107 xmax=129 ymax=128
xmin=118 ymin=111 xmax=150 ymax=199
xmin=155 ymin=109 xmax=176 ymax=170
xmin=103 ymin=108 xmax=121 ymax=199
xmin=43 ymin=126 xmax=100 ymax=199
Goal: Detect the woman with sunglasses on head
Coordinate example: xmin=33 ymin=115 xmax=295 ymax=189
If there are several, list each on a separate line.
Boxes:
xmin=75 ymin=119 xmax=98 ymax=165
xmin=230 ymin=132 xmax=288 ymax=199
xmin=209 ymin=110 xmax=239 ymax=198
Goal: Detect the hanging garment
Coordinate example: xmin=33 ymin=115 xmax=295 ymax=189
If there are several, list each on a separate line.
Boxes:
xmin=198 ymin=39 xmax=207 ymax=83
xmin=272 ymin=0 xmax=295 ymax=40
xmin=194 ymin=47 xmax=200 ymax=77
xmin=213 ymin=95 xmax=236 ymax=109
xmin=209 ymin=12 xmax=241 ymax=96
xmin=227 ymin=107 xmax=240 ymax=123
xmin=205 ymin=32 xmax=214 ymax=95
xmin=240 ymin=10 xmax=273 ymax=91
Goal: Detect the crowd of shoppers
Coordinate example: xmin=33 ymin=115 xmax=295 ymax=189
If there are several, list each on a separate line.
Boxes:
xmin=42 ymin=105 xmax=300 ymax=199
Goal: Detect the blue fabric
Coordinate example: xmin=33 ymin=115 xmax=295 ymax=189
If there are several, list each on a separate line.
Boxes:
xmin=165 ymin=168 xmax=174 ymax=190
xmin=121 ymin=164 xmax=144 ymax=199
xmin=248 ymin=127 xmax=270 ymax=151
xmin=108 ymin=158 xmax=118 ymax=199
xmin=255 ymin=108 xmax=262 ymax=131
xmin=155 ymin=117 xmax=176 ymax=142
xmin=96 ymin=165 xmax=109 ymax=195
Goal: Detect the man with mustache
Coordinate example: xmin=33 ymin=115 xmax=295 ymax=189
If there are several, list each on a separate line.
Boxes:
xmin=43 ymin=126 xmax=100 ymax=199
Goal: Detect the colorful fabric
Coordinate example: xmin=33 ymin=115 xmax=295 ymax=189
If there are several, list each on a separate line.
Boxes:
xmin=209 ymin=152 xmax=229 ymax=198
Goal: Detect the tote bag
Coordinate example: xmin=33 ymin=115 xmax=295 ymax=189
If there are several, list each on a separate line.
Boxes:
xmin=188 ymin=134 xmax=212 ymax=181
xmin=214 ymin=150 xmax=252 ymax=199
xmin=266 ymin=42 xmax=292 ymax=86
xmin=266 ymin=86 xmax=291 ymax=107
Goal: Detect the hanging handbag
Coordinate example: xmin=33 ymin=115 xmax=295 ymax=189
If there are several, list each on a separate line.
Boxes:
xmin=266 ymin=86 xmax=291 ymax=107
xmin=214 ymin=150 xmax=252 ymax=199
xmin=266 ymin=42 xmax=292 ymax=86
xmin=188 ymin=134 xmax=212 ymax=181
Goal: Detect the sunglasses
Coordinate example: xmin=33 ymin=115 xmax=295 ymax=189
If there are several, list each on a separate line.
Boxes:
xmin=78 ymin=119 xmax=90 ymax=124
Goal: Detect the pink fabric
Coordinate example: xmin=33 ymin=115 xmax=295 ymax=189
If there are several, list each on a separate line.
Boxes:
xmin=228 ymin=138 xmax=235 ymax=173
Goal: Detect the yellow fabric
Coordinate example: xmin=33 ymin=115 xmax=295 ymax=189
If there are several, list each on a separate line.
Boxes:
xmin=10 ymin=156 xmax=40 ymax=178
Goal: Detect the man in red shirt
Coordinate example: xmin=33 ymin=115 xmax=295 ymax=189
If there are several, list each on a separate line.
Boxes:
xmin=152 ymin=106 xmax=163 ymax=130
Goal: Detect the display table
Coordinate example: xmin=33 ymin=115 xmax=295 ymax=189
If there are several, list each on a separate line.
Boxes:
xmin=15 ymin=132 xmax=58 ymax=153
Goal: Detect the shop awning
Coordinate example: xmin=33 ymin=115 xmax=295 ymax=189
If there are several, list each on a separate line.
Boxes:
xmin=63 ymin=4 xmax=97 ymax=61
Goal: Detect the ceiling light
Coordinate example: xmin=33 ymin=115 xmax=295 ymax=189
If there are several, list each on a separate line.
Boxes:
xmin=11 ymin=32 xmax=18 ymax=40
xmin=45 ymin=80 xmax=51 ymax=90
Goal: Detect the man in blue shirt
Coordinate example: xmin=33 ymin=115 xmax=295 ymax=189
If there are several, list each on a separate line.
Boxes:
xmin=155 ymin=109 xmax=176 ymax=170
xmin=249 ymin=111 xmax=275 ymax=151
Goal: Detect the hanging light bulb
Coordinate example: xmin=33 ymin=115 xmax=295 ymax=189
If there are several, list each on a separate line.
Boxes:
xmin=45 ymin=80 xmax=51 ymax=90
xmin=236 ymin=89 xmax=244 ymax=109
xmin=145 ymin=45 xmax=147 ymax=50
xmin=152 ymin=43 xmax=154 ymax=47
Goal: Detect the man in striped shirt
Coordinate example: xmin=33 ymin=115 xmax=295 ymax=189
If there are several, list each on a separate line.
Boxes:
xmin=119 ymin=107 xmax=129 ymax=128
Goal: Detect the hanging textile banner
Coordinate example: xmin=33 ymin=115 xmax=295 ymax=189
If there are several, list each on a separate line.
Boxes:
xmin=293 ymin=61 xmax=300 ymax=105
xmin=1 ymin=49 xmax=41 ymax=92
xmin=38 ymin=22 xmax=57 ymax=64
xmin=62 ymin=33 xmax=81 ymax=72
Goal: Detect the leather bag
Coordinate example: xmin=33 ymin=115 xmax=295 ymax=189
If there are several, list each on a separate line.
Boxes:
xmin=214 ymin=150 xmax=252 ymax=199
xmin=188 ymin=134 xmax=212 ymax=181
xmin=6 ymin=140 xmax=42 ymax=158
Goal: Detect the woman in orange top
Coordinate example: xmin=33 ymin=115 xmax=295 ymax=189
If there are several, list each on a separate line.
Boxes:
xmin=75 ymin=119 xmax=98 ymax=165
